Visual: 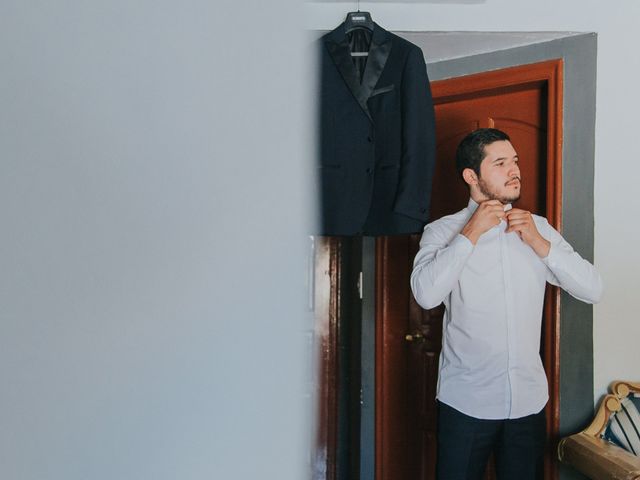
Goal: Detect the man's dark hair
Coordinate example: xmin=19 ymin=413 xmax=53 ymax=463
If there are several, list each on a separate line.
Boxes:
xmin=455 ymin=128 xmax=511 ymax=176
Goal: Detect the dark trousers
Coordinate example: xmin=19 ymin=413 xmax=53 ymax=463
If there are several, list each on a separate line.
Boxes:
xmin=436 ymin=401 xmax=546 ymax=480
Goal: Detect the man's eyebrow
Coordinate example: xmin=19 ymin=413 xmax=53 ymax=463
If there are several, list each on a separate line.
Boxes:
xmin=491 ymin=155 xmax=519 ymax=163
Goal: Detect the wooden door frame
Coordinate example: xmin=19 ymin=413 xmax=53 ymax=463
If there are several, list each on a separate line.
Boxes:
xmin=314 ymin=237 xmax=341 ymax=480
xmin=375 ymin=59 xmax=564 ymax=480
xmin=313 ymin=237 xmax=365 ymax=480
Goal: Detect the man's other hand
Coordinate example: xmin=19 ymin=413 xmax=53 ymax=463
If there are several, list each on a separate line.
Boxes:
xmin=461 ymin=200 xmax=505 ymax=245
xmin=505 ymin=208 xmax=551 ymax=257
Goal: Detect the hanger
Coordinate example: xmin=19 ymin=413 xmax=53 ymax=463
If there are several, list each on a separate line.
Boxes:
xmin=345 ymin=0 xmax=373 ymax=57
xmin=345 ymin=11 xmax=374 ymax=34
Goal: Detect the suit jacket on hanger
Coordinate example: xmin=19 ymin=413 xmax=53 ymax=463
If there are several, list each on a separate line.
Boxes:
xmin=317 ymin=22 xmax=436 ymax=236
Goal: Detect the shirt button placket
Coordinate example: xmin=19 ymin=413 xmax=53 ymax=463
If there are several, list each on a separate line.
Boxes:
xmin=500 ymin=222 xmax=516 ymax=418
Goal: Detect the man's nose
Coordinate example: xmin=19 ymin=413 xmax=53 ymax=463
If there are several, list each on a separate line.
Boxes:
xmin=509 ymin=164 xmax=520 ymax=177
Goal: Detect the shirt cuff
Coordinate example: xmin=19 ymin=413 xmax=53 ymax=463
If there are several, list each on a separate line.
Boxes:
xmin=541 ymin=242 xmax=558 ymax=268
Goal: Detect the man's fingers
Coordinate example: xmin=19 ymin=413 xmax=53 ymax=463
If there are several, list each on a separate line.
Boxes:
xmin=505 ymin=209 xmax=528 ymax=217
xmin=485 ymin=205 xmax=506 ymax=215
xmin=506 ymin=223 xmax=524 ymax=233
xmin=506 ymin=224 xmax=524 ymax=232
xmin=506 ymin=216 xmax=530 ymax=224
xmin=505 ymin=213 xmax=531 ymax=223
xmin=480 ymin=203 xmax=503 ymax=211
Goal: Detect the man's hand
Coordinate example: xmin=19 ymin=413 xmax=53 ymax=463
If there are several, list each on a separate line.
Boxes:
xmin=461 ymin=200 xmax=506 ymax=245
xmin=505 ymin=208 xmax=551 ymax=257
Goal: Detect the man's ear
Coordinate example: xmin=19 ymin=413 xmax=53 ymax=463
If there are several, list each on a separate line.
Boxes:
xmin=462 ymin=168 xmax=478 ymax=186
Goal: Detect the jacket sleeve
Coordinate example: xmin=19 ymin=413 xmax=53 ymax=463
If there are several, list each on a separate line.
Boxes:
xmin=539 ymin=219 xmax=604 ymax=304
xmin=410 ymin=225 xmax=474 ymax=310
xmin=393 ymin=45 xmax=436 ymax=222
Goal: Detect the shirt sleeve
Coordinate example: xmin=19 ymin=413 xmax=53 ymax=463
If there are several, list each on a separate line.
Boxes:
xmin=410 ymin=225 xmax=474 ymax=309
xmin=539 ymin=219 xmax=603 ymax=304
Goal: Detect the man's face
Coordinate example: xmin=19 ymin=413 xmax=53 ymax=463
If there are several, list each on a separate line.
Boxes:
xmin=476 ymin=140 xmax=521 ymax=204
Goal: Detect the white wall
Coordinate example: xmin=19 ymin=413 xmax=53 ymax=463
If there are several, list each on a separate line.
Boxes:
xmin=0 ymin=1 xmax=312 ymax=479
xmin=306 ymin=0 xmax=640 ymax=400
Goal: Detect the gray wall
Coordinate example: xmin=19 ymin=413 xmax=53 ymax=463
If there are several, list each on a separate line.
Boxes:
xmin=0 ymin=1 xmax=312 ymax=479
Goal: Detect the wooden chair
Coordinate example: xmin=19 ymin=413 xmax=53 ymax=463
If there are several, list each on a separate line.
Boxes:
xmin=558 ymin=380 xmax=640 ymax=480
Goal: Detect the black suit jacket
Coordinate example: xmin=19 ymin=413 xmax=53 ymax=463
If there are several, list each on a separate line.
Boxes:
xmin=318 ymin=23 xmax=436 ymax=235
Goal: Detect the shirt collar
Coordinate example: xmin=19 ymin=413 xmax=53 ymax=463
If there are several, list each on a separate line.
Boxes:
xmin=466 ymin=198 xmax=512 ymax=215
xmin=467 ymin=197 xmax=479 ymax=214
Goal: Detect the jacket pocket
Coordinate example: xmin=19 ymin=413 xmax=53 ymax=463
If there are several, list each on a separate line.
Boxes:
xmin=371 ymin=84 xmax=395 ymax=97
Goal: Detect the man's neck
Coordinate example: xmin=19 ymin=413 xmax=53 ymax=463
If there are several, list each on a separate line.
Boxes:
xmin=470 ymin=192 xmax=493 ymax=204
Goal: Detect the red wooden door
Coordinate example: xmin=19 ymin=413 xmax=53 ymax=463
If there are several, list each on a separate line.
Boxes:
xmin=376 ymin=61 xmax=563 ymax=480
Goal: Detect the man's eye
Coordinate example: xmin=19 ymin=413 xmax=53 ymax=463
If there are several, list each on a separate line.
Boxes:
xmin=496 ymin=162 xmax=504 ymax=167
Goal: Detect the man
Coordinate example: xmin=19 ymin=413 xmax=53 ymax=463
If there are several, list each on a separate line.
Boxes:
xmin=410 ymin=128 xmax=602 ymax=480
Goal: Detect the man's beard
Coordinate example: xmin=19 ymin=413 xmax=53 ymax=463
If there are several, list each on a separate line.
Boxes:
xmin=478 ymin=177 xmax=521 ymax=204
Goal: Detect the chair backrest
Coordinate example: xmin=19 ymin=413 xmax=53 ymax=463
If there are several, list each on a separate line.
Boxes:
xmin=603 ymin=394 xmax=640 ymax=456
xmin=601 ymin=381 xmax=640 ymax=456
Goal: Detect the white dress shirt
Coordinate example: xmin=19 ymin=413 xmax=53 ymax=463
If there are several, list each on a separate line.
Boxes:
xmin=410 ymin=198 xmax=603 ymax=420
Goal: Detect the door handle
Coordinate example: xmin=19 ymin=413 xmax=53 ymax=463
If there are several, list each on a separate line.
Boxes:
xmin=405 ymin=333 xmax=424 ymax=342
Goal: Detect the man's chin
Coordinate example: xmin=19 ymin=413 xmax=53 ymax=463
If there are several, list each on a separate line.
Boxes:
xmin=500 ymin=194 xmax=521 ymax=204
xmin=492 ymin=193 xmax=520 ymax=204
xmin=478 ymin=182 xmax=521 ymax=205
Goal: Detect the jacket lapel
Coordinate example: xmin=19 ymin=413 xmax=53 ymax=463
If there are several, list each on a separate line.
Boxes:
xmin=325 ymin=23 xmax=392 ymax=123
xmin=325 ymin=35 xmax=364 ymax=116
xmin=359 ymin=25 xmax=391 ymax=117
